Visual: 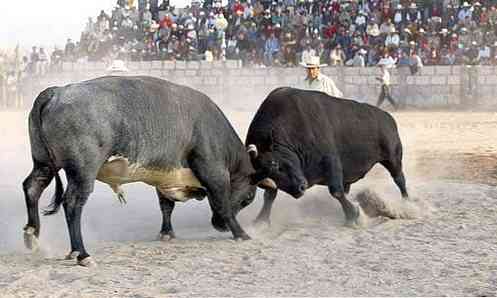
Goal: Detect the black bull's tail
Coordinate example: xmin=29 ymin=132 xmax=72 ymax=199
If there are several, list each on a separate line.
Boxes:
xmin=30 ymin=87 xmax=65 ymax=216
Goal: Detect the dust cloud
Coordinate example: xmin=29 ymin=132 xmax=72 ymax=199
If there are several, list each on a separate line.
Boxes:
xmin=1 ymin=86 xmax=497 ymax=296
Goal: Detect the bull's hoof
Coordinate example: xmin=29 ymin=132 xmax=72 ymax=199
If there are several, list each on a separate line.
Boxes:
xmin=158 ymin=232 xmax=175 ymax=242
xmin=65 ymin=251 xmax=80 ymax=260
xmin=23 ymin=227 xmax=39 ymax=251
xmin=253 ymin=218 xmax=271 ymax=229
xmin=345 ymin=206 xmax=367 ymax=228
xmin=77 ymin=256 xmax=97 ymax=268
xmin=234 ymin=234 xmax=251 ymax=241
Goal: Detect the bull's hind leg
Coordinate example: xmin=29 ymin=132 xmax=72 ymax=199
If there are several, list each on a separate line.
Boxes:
xmin=22 ymin=163 xmax=54 ymax=250
xmin=254 ymin=188 xmax=277 ymax=225
xmin=61 ymin=162 xmax=99 ymax=267
xmin=324 ymin=155 xmax=360 ymax=226
xmin=380 ymin=159 xmax=408 ymax=198
xmin=156 ymin=189 xmax=176 ymax=241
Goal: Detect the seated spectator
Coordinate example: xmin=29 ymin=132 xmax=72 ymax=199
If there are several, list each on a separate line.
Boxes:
xmin=329 ymin=44 xmax=346 ymax=66
xmin=409 ymin=51 xmax=424 ymax=75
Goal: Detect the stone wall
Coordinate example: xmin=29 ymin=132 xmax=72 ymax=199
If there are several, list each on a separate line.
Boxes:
xmin=32 ymin=61 xmax=497 ymax=110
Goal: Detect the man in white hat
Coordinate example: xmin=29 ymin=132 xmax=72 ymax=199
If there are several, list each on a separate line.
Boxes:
xmin=300 ymin=56 xmax=343 ymax=97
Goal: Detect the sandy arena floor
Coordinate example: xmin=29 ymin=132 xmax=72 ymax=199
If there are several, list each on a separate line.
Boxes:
xmin=0 ymin=109 xmax=497 ymax=297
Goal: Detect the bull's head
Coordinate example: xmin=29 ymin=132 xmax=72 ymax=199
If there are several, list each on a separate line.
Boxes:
xmin=247 ymin=144 xmax=308 ymax=198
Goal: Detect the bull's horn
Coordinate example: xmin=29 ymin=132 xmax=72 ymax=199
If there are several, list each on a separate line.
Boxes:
xmin=257 ymin=178 xmax=277 ymax=190
xmin=247 ymin=144 xmax=258 ymax=158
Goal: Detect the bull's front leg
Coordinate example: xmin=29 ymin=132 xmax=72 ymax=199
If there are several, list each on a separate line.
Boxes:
xmin=254 ymin=188 xmax=278 ymax=225
xmin=191 ymin=159 xmax=250 ymax=240
xmin=156 ymin=189 xmax=176 ymax=241
xmin=323 ymin=155 xmax=360 ymax=226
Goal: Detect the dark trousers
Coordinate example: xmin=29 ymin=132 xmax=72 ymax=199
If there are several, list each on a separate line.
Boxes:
xmin=376 ymin=84 xmax=398 ymax=110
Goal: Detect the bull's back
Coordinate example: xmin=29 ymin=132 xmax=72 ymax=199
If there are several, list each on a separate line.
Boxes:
xmin=34 ymin=76 xmax=234 ymax=201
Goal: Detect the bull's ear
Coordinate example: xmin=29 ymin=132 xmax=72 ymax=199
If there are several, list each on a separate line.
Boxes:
xmin=257 ymin=178 xmax=277 ymax=190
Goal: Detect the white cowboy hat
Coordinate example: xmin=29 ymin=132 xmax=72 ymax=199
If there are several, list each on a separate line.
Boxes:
xmin=440 ymin=28 xmax=448 ymax=34
xmin=462 ymin=1 xmax=470 ymax=7
xmin=410 ymin=3 xmax=417 ymax=8
xmin=300 ymin=56 xmax=327 ymax=68
xmin=396 ymin=4 xmax=403 ymax=9
xmin=358 ymin=49 xmax=367 ymax=55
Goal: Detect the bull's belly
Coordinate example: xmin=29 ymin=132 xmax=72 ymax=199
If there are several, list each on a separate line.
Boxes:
xmin=96 ymin=156 xmax=207 ymax=202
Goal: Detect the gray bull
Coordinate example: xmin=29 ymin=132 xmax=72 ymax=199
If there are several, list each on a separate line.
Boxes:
xmin=22 ymin=76 xmax=269 ymax=266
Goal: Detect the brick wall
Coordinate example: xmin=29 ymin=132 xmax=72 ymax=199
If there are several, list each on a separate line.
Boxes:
xmin=35 ymin=61 xmax=497 ymax=110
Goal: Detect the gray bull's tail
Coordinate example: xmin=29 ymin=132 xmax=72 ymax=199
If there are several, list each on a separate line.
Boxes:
xmin=30 ymin=87 xmax=65 ymax=216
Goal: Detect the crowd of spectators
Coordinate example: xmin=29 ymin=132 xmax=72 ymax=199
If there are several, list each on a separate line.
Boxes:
xmin=4 ymin=0 xmax=497 ymax=108
xmin=73 ymin=0 xmax=497 ymax=68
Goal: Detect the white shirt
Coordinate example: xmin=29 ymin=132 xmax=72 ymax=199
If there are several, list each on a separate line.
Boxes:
xmin=381 ymin=69 xmax=391 ymax=86
xmin=303 ymin=73 xmax=343 ymax=97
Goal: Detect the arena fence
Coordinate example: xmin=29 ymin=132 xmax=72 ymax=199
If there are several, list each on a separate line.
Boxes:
xmin=6 ymin=60 xmax=497 ymax=110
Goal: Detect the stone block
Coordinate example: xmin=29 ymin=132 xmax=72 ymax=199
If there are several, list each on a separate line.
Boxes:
xmin=203 ymin=76 xmax=217 ymax=85
xmin=175 ymin=60 xmax=186 ymax=69
xmin=451 ymin=65 xmax=463 ymax=75
xmin=479 ymin=66 xmax=494 ymax=75
xmin=150 ymin=70 xmax=162 ymax=78
xmin=187 ymin=61 xmax=200 ymax=69
xmin=447 ymin=75 xmax=461 ymax=85
xmin=62 ymin=62 xmax=73 ymax=71
xmin=281 ymin=76 xmax=299 ymax=85
xmin=484 ymin=75 xmax=497 ymax=85
xmin=127 ymin=62 xmax=140 ymax=70
xmin=187 ymin=76 xmax=203 ymax=86
xmin=435 ymin=66 xmax=451 ymax=75
xmin=211 ymin=69 xmax=224 ymax=76
xmin=415 ymin=76 xmax=431 ymax=85
xmin=185 ymin=70 xmax=197 ymax=76
xmin=359 ymin=67 xmax=374 ymax=75
xmin=431 ymin=76 xmax=447 ymax=85
xmin=344 ymin=67 xmax=359 ymax=76
xmin=163 ymin=61 xmax=175 ymax=70
xmin=265 ymin=76 xmax=279 ymax=86
xmin=420 ymin=67 xmax=434 ymax=75
xmin=200 ymin=61 xmax=213 ymax=69
xmin=228 ymin=69 xmax=242 ymax=76
xmin=151 ymin=60 xmax=162 ymax=69
xmin=322 ymin=67 xmax=338 ymax=76
xmin=212 ymin=61 xmax=224 ymax=68
xmin=367 ymin=76 xmax=378 ymax=85
xmin=225 ymin=60 xmax=241 ymax=69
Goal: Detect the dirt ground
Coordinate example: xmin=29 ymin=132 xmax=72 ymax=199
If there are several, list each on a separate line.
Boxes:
xmin=1 ymin=109 xmax=497 ymax=297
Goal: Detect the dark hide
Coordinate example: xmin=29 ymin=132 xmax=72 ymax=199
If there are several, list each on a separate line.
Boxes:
xmin=246 ymin=87 xmax=408 ymax=224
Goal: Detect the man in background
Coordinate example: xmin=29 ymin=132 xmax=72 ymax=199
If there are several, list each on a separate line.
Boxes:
xmin=376 ymin=60 xmax=398 ymax=110
xmin=301 ymin=56 xmax=343 ymax=97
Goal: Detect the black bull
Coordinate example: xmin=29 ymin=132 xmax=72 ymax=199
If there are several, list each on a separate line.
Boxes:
xmin=246 ymin=87 xmax=409 ymax=225
xmin=22 ymin=76 xmax=273 ymax=267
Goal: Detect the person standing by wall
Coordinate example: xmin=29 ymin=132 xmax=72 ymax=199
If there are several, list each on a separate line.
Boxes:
xmin=300 ymin=56 xmax=343 ymax=97
xmin=376 ymin=60 xmax=398 ymax=110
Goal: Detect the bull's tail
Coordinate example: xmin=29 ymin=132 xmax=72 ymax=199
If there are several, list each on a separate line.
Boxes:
xmin=29 ymin=87 xmax=65 ymax=216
